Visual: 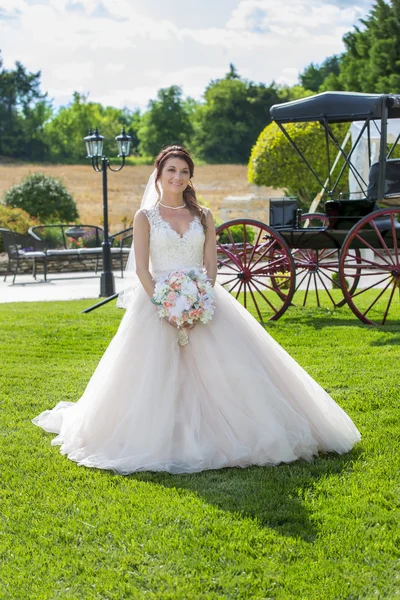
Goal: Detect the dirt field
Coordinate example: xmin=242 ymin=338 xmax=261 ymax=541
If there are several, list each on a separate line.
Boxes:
xmin=0 ymin=163 xmax=282 ymax=232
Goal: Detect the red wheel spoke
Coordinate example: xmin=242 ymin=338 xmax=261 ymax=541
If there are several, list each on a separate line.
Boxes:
xmin=250 ymin=278 xmax=279 ymax=314
xmin=234 ymin=280 xmax=243 ymax=300
xmin=225 ymin=227 xmax=242 ymax=263
xmin=370 ymin=219 xmax=395 ymax=264
xmin=390 ymin=213 xmax=399 ymax=262
xmin=316 ymin=271 xmax=337 ymax=306
xmin=251 ymin=276 xmax=288 ymax=295
xmin=217 ymin=258 xmax=241 ymax=273
xmin=293 ymin=248 xmax=311 ymax=262
xmin=314 ymin=272 xmax=320 ymax=307
xmin=227 ymin=279 xmax=241 ymax=294
xmin=363 ymin=280 xmax=393 ymax=317
xmin=247 ymin=227 xmax=264 ymax=266
xmin=354 ymin=233 xmax=392 ymax=266
xmin=294 ymin=270 xmax=309 ymax=293
xmin=274 ymin=280 xmax=290 ymax=291
xmin=242 ymin=225 xmax=248 ymax=268
xmin=343 ymin=254 xmax=391 ymax=270
xmin=318 ymin=249 xmax=339 ymax=261
xmin=318 ymin=269 xmax=341 ymax=288
xmin=250 ymin=240 xmax=278 ymax=269
xmin=339 ymin=209 xmax=400 ymax=324
xmin=343 ymin=270 xmax=388 ymax=277
xmin=252 ymin=255 xmax=288 ymax=273
xmin=220 ymin=275 xmax=240 ymax=286
xmin=247 ymin=281 xmax=264 ymax=322
xmin=382 ymin=280 xmax=397 ymax=324
xmin=217 ymin=219 xmax=295 ymax=321
xmin=266 ymin=274 xmax=291 ymax=280
xmin=350 ymin=275 xmax=392 ymax=300
xmin=216 ymin=244 xmax=243 ymax=271
xmin=303 ymin=272 xmax=313 ymax=306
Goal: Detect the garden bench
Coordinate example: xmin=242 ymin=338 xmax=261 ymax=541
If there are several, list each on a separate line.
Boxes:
xmin=29 ymin=224 xmax=133 ymax=278
xmin=1 ymin=228 xmax=48 ymax=284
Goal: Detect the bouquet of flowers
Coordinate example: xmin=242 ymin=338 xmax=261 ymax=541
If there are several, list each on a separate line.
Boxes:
xmin=151 ymin=270 xmax=216 ymax=346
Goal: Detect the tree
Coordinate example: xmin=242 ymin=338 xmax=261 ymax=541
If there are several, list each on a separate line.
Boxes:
xmin=44 ymin=92 xmax=141 ymax=163
xmin=324 ymin=0 xmax=400 ymax=93
xmin=300 ymin=56 xmax=341 ymax=92
xmin=248 ymin=121 xmax=350 ymax=207
xmin=137 ymin=86 xmax=194 ymax=158
xmin=4 ymin=173 xmax=79 ymax=222
xmin=0 ymin=51 xmax=52 ymax=160
xmin=194 ymin=67 xmax=281 ymax=163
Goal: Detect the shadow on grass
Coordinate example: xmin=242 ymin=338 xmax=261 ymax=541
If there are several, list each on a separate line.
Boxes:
xmin=267 ymin=312 xmax=368 ymax=330
xmin=370 ymin=334 xmax=400 ymax=345
xmin=267 ymin=307 xmax=400 ymax=331
xmin=125 ymin=446 xmax=363 ymax=544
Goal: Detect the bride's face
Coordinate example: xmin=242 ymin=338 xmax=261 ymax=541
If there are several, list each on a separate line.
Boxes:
xmin=160 ymin=158 xmax=191 ymax=193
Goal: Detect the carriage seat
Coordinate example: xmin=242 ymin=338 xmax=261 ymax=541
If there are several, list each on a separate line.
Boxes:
xmin=324 ymin=198 xmax=375 ymax=230
xmin=269 ymin=198 xmax=299 ymax=229
xmin=367 ymin=158 xmax=400 ymax=203
xmin=324 ymin=158 xmax=400 ymax=230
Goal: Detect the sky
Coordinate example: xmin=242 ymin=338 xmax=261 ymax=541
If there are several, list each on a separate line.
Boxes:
xmin=0 ymin=0 xmax=375 ymax=112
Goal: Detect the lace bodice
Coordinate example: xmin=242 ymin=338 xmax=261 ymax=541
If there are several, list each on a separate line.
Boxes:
xmin=142 ymin=204 xmax=205 ymax=279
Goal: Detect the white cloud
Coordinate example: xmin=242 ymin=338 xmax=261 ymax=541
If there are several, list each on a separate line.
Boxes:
xmin=0 ymin=0 xmax=374 ymax=111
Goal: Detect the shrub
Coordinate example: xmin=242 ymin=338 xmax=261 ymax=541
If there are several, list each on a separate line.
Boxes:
xmin=0 ymin=205 xmax=38 ymax=252
xmin=248 ymin=121 xmax=350 ymax=209
xmin=217 ymin=224 xmax=256 ymax=245
xmin=3 ymin=173 xmax=79 ymax=223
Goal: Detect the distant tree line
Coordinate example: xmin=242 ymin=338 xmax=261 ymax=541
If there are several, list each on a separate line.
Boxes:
xmin=0 ymin=0 xmax=398 ymax=165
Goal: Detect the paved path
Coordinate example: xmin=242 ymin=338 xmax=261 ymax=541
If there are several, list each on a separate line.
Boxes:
xmin=0 ymin=272 xmax=128 ymax=303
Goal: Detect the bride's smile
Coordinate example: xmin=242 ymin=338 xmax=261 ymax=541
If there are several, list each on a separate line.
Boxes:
xmin=161 ymin=158 xmax=191 ymax=201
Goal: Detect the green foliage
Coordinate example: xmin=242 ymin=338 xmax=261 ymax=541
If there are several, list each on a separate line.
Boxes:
xmin=248 ymin=121 xmax=350 ymax=207
xmin=301 ymin=0 xmax=400 ymax=94
xmin=300 ymin=56 xmax=341 ymax=92
xmin=36 ymin=227 xmax=65 ymax=248
xmin=194 ymin=67 xmax=281 ymax=164
xmin=277 ymin=85 xmax=315 ymax=102
xmin=137 ymin=86 xmax=194 ymax=158
xmin=0 ymin=299 xmax=399 ymax=598
xmin=217 ymin=224 xmax=256 ymax=244
xmin=0 ymin=204 xmax=37 ymax=251
xmin=336 ymin=0 xmax=400 ymax=93
xmin=3 ymin=173 xmax=79 ymax=223
xmin=44 ymin=92 xmax=141 ymax=163
xmin=0 ymin=51 xmax=52 ymax=161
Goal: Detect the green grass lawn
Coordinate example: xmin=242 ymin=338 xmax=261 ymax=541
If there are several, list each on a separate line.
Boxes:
xmin=0 ymin=296 xmax=399 ymax=599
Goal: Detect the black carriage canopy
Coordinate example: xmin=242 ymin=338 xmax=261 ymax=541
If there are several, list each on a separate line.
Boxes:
xmin=270 ymin=91 xmax=400 ymax=123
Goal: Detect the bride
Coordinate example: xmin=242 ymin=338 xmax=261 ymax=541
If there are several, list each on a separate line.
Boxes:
xmin=32 ymin=145 xmax=361 ymax=474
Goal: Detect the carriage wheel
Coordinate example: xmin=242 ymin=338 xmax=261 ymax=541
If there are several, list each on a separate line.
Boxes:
xmin=291 ymin=213 xmax=361 ymax=308
xmin=340 ymin=208 xmax=400 ymax=325
xmin=216 ymin=219 xmax=295 ymax=322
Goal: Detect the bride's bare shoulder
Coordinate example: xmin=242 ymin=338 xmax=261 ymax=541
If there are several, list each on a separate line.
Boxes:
xmin=134 ymin=209 xmax=150 ymax=229
xmin=200 ymin=206 xmax=214 ymax=222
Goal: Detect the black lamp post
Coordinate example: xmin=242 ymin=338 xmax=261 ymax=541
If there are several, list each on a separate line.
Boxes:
xmin=84 ymin=127 xmax=131 ymax=297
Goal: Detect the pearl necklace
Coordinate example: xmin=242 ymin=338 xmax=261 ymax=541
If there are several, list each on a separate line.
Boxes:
xmin=159 ymin=201 xmax=186 ymax=210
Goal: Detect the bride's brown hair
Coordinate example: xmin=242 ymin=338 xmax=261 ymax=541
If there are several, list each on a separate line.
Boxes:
xmin=154 ymin=145 xmax=207 ymax=231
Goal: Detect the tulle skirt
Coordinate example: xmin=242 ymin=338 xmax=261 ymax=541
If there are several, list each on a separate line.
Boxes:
xmin=32 ymin=283 xmax=361 ymax=474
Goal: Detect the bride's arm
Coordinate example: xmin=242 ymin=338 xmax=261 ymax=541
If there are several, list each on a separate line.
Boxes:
xmin=203 ymin=209 xmax=217 ymax=286
xmin=133 ymin=210 xmax=155 ymax=298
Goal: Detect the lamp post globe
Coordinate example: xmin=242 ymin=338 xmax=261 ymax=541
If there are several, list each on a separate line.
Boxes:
xmin=83 ymin=126 xmax=131 ymax=299
xmin=115 ymin=128 xmax=132 ymax=157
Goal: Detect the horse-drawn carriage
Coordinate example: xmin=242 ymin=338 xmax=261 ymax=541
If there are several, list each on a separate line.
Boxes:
xmin=215 ymin=91 xmax=400 ymax=326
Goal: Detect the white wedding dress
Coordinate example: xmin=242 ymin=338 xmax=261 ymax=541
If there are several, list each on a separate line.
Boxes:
xmin=32 ymin=204 xmax=361 ymax=474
